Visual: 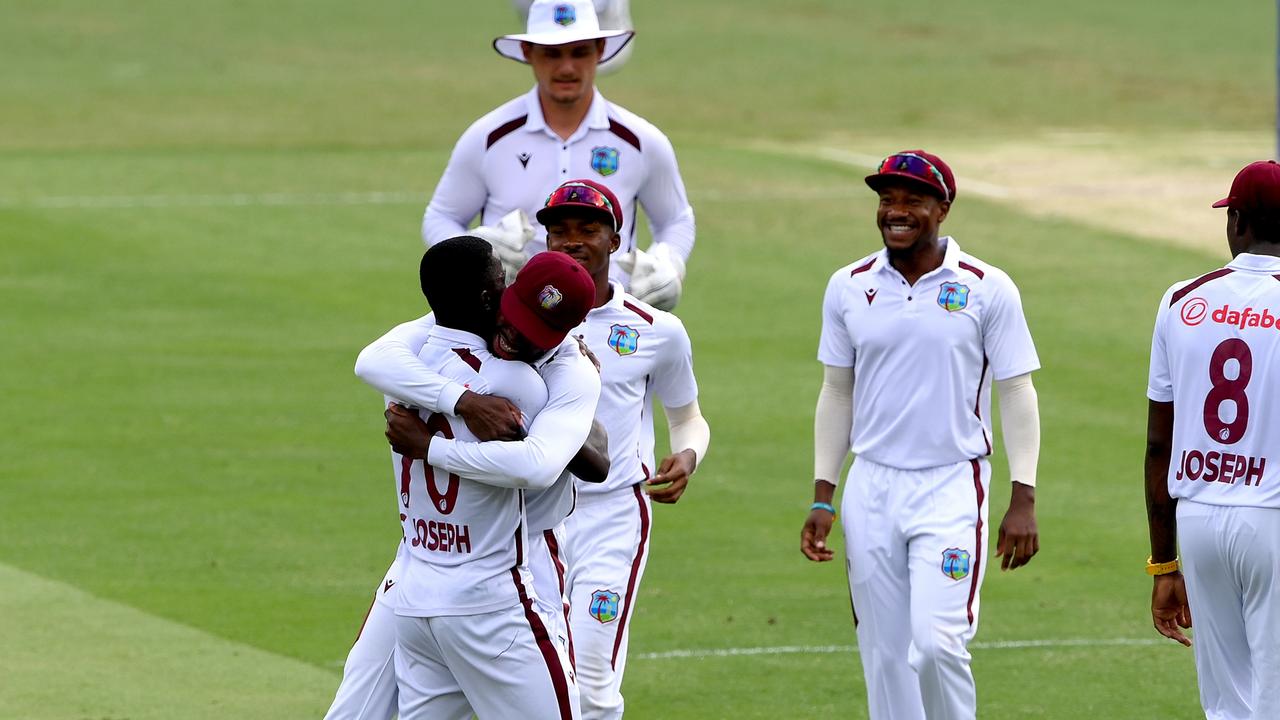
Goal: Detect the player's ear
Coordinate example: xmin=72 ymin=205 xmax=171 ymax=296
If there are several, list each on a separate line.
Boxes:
xmin=522 ymin=42 xmax=534 ymax=62
xmin=595 ymin=39 xmax=606 ymax=59
xmin=609 ymin=232 xmax=620 ymax=254
xmin=937 ymin=199 xmax=951 ymax=223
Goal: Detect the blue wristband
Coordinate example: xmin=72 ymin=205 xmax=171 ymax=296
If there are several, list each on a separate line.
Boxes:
xmin=810 ymin=502 xmax=836 ymax=515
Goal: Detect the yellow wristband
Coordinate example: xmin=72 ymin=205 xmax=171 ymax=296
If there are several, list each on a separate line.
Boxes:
xmin=1145 ymin=556 xmax=1180 ymax=576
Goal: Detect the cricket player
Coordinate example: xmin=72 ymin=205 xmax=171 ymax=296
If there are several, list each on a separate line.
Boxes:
xmin=389 ymin=247 xmax=596 ymax=719
xmin=423 ymin=0 xmax=695 ymax=310
xmin=1145 ymin=159 xmax=1280 ymax=720
xmin=511 ymin=0 xmax=635 ymax=75
xmin=325 ymin=241 xmax=602 ymax=720
xmin=800 ymin=151 xmax=1042 ymax=719
xmin=538 ymin=178 xmax=710 ymax=719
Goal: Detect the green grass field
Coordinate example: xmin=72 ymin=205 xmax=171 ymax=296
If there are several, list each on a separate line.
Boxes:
xmin=1 ymin=1 xmax=1274 ymax=717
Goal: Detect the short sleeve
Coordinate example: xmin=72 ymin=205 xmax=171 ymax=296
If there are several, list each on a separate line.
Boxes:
xmin=981 ymin=271 xmax=1041 ymax=380
xmin=1147 ymin=286 xmax=1177 ymax=403
xmin=817 ymin=271 xmax=855 ymax=368
xmin=653 ymin=314 xmax=699 ymax=409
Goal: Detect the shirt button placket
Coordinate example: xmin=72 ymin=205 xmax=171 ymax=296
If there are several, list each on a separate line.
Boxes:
xmin=561 ymin=143 xmax=570 ymax=175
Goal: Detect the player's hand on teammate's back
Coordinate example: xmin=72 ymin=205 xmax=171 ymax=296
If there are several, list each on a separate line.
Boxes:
xmin=1151 ymin=573 xmax=1193 ymax=647
xmin=995 ymin=482 xmax=1039 ymax=570
xmin=385 ymin=403 xmax=431 ymax=458
xmin=645 ymin=449 xmax=695 ymax=503
xmin=455 ymin=390 xmax=524 ymax=441
xmin=800 ymin=509 xmax=835 ymax=562
xmin=471 ymin=210 xmax=534 ymax=284
xmin=574 ymin=335 xmax=602 ymax=372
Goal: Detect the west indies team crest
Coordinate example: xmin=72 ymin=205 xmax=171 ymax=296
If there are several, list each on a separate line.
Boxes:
xmin=937 ymin=282 xmax=970 ymax=312
xmin=608 ymin=324 xmax=639 ymax=356
xmin=553 ymin=3 xmax=576 ymax=26
xmin=941 ymin=547 xmax=972 ymax=580
xmin=591 ymin=146 xmax=620 ymax=176
xmin=589 ymin=589 xmax=620 ymax=623
xmin=539 ymin=284 xmax=563 ymax=309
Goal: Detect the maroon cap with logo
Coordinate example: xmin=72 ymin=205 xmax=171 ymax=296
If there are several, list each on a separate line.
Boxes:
xmin=1213 ymin=160 xmax=1280 ymax=213
xmin=536 ymin=179 xmax=625 ymax=231
xmin=500 ymin=251 xmax=596 ymax=350
xmin=865 ymin=150 xmax=957 ymax=203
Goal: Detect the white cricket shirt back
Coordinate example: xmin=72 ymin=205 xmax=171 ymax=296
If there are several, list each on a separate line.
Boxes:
xmin=395 ymin=327 xmax=548 ymax=617
xmin=1148 ymin=253 xmax=1280 ymax=508
xmin=818 ymin=238 xmax=1040 ymax=471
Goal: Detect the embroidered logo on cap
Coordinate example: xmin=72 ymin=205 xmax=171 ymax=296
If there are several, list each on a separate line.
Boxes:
xmin=539 ymin=285 xmax=564 ymax=309
xmin=554 ymin=3 xmax=576 ymax=26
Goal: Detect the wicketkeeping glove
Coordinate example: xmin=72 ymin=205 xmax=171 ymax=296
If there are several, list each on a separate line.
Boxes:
xmin=617 ymin=242 xmax=685 ymax=311
xmin=471 ymin=209 xmax=534 ymax=284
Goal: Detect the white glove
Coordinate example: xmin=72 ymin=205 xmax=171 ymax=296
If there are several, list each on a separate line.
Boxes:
xmin=617 ymin=243 xmax=685 ymax=311
xmin=471 ymin=210 xmax=534 ymax=284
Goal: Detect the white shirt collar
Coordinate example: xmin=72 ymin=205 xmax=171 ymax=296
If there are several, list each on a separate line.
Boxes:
xmin=428 ymin=325 xmax=487 ymax=350
xmin=522 ymin=85 xmax=610 ymax=140
xmin=869 ymin=235 xmax=960 ymax=278
xmin=1227 ymin=252 xmax=1280 ymax=272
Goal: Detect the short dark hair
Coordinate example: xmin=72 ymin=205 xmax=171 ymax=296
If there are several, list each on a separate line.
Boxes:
xmin=419 ymin=236 xmax=495 ymax=326
xmin=1241 ymin=209 xmax=1280 ymax=245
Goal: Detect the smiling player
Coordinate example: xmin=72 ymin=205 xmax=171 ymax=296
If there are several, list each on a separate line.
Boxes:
xmin=800 ymin=151 xmax=1043 ymax=719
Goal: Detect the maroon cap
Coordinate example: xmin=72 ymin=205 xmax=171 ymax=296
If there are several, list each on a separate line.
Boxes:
xmin=536 ymin=179 xmax=625 ymax=231
xmin=865 ymin=150 xmax=956 ymax=203
xmin=500 ymin=252 xmax=596 ymax=350
xmin=1213 ymin=160 xmax=1280 ymax=212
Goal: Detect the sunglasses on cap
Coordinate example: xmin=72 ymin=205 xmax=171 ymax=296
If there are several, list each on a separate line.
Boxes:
xmin=877 ymin=153 xmax=951 ymax=201
xmin=544 ymin=183 xmax=617 ymax=227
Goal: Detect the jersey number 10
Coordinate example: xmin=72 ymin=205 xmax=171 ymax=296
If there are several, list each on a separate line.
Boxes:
xmin=1203 ymin=338 xmax=1252 ymax=444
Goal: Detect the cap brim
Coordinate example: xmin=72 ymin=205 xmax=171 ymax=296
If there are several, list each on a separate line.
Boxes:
xmin=494 ymin=30 xmax=634 ymax=64
xmin=535 ymin=203 xmax=616 ymax=231
xmin=865 ymin=172 xmax=948 ymax=202
xmin=500 ymin=287 xmax=564 ymax=351
xmin=1212 ymin=197 xmax=1233 ymax=208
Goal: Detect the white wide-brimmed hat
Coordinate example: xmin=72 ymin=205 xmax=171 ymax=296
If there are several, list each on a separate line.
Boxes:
xmin=494 ymin=0 xmax=635 ymax=64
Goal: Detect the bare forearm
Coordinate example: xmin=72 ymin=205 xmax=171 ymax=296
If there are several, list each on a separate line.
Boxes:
xmin=1145 ymin=446 xmax=1178 ymax=562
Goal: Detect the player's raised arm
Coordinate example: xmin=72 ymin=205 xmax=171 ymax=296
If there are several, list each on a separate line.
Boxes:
xmin=802 ymin=363 xmax=854 ymax=562
xmin=355 ymin=313 xmax=524 ymax=441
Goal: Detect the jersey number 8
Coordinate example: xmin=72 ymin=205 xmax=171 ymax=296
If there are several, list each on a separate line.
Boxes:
xmin=1203 ymin=338 xmax=1252 ymax=444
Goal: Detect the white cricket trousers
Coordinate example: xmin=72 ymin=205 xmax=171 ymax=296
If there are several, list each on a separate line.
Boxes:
xmin=530 ymin=523 xmax=575 ymax=663
xmin=840 ymin=456 xmax=990 ymax=720
xmin=562 ymin=485 xmax=652 ymax=720
xmin=395 ymin=586 xmax=580 ymax=720
xmin=324 ymin=562 xmax=401 ymax=720
xmin=1177 ymin=500 xmax=1280 ymax=720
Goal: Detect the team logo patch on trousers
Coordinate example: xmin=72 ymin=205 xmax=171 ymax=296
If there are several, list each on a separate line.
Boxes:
xmin=589 ymin=589 xmax=621 ymax=623
xmin=941 ymin=547 xmax=971 ymax=580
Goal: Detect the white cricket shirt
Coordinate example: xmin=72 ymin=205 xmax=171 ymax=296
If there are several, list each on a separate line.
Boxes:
xmin=421 ymin=86 xmax=696 ymax=286
xmin=395 ymin=326 xmax=548 ymax=618
xmin=1148 ymin=253 xmax=1280 ymax=508
xmin=818 ymin=238 xmax=1040 ymax=471
xmin=355 ymin=312 xmax=602 ymax=532
xmin=575 ymin=283 xmax=700 ymax=494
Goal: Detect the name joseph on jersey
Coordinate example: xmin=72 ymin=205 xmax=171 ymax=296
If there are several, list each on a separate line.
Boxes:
xmin=1174 ymin=449 xmax=1266 ymax=488
xmin=408 ymin=518 xmax=474 ymax=554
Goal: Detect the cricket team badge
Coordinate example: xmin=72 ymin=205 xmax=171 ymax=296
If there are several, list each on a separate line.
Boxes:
xmin=539 ymin=284 xmax=564 ymax=309
xmin=608 ymin=324 xmax=639 ymax=356
xmin=941 ymin=547 xmax=972 ymax=580
xmin=589 ymin=589 xmax=621 ymax=623
xmin=553 ymin=3 xmax=576 ymax=25
xmin=591 ymin=146 xmax=620 ymax=177
xmin=937 ymin=282 xmax=970 ymax=312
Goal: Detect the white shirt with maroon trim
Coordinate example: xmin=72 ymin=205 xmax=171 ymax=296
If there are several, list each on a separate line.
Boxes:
xmin=421 ymin=86 xmax=696 ymax=287
xmin=395 ymin=326 xmax=548 ymax=618
xmin=575 ymin=283 xmax=700 ymax=495
xmin=1148 ymin=253 xmax=1280 ymax=509
xmin=818 ymin=237 xmax=1040 ymax=471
